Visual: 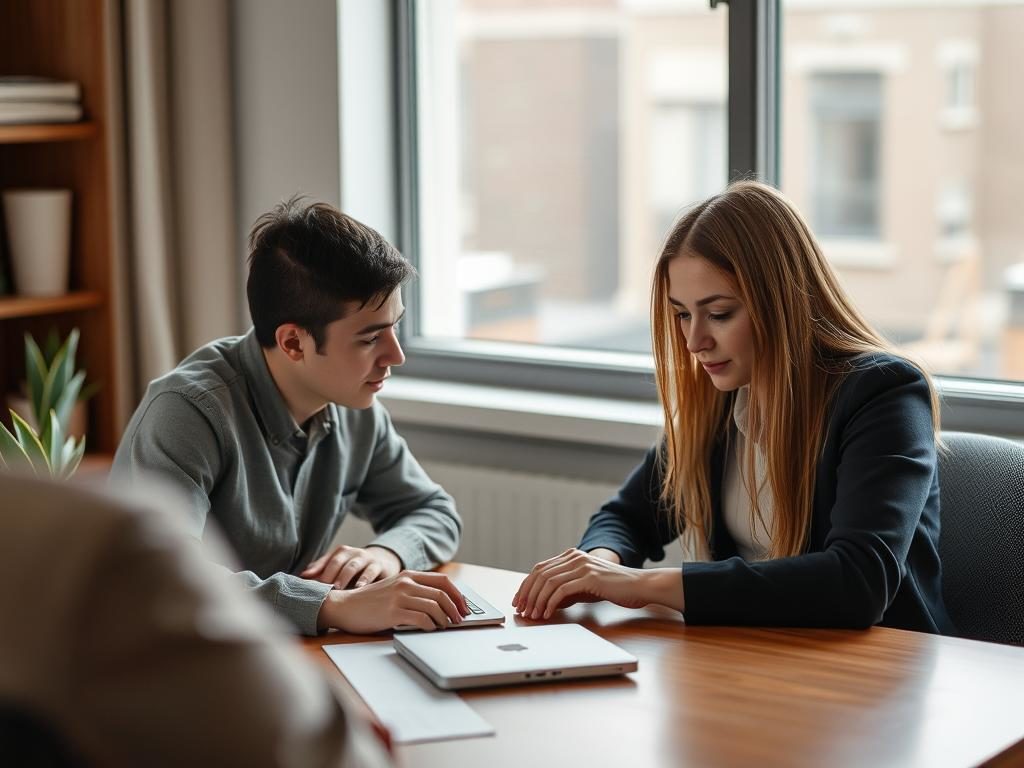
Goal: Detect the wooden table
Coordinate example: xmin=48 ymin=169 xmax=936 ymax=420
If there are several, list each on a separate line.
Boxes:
xmin=304 ymin=563 xmax=1024 ymax=767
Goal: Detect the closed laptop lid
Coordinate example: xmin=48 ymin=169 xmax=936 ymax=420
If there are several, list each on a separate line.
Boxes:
xmin=393 ymin=624 xmax=637 ymax=681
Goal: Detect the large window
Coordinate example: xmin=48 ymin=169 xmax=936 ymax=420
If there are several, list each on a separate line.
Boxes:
xmin=339 ymin=0 xmax=1024 ymax=420
xmin=781 ymin=1 xmax=1024 ymax=381
xmin=410 ymin=0 xmax=727 ymax=357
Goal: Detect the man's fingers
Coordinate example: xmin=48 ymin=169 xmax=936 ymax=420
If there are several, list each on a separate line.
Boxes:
xmin=319 ymin=552 xmax=355 ymax=585
xmin=301 ymin=553 xmax=330 ymax=577
xmin=417 ymin=585 xmax=463 ymax=624
xmin=404 ymin=596 xmax=450 ymax=629
xmin=396 ymin=609 xmax=436 ymax=632
xmin=408 ymin=572 xmax=468 ymax=615
xmin=334 ymin=558 xmax=368 ymax=590
xmin=354 ymin=561 xmax=382 ymax=589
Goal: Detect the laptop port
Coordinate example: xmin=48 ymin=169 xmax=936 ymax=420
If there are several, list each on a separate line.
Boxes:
xmin=536 ymin=671 xmax=547 ymax=677
xmin=552 ymin=671 xmax=562 ymax=676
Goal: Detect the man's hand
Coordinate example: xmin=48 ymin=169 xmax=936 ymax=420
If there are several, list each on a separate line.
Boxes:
xmin=301 ymin=545 xmax=402 ymax=589
xmin=316 ymin=571 xmax=470 ymax=633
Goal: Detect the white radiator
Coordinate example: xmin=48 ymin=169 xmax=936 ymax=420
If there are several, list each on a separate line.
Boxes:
xmin=334 ymin=462 xmax=686 ymax=571
xmin=428 ymin=462 xmax=619 ymax=572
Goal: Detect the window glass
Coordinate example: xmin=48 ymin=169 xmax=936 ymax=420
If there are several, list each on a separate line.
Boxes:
xmin=414 ymin=0 xmax=727 ymax=355
xmin=782 ymin=1 xmax=1024 ymax=380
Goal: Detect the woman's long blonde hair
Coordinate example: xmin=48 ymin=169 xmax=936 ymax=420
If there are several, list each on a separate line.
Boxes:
xmin=652 ymin=181 xmax=940 ymax=558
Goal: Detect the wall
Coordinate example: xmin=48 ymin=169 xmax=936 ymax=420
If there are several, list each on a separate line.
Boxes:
xmin=231 ymin=0 xmax=342 ymax=328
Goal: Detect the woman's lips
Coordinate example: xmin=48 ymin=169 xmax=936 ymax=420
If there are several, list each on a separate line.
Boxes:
xmin=702 ymin=360 xmax=730 ymax=375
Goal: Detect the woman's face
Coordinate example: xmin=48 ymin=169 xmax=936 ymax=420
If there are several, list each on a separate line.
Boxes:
xmin=667 ymin=254 xmax=755 ymax=391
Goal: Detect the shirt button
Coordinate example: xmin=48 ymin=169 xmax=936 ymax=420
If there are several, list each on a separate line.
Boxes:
xmin=271 ymin=437 xmax=279 ymax=445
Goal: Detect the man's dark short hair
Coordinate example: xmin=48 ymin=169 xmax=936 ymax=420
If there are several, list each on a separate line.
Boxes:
xmin=246 ymin=196 xmax=415 ymax=351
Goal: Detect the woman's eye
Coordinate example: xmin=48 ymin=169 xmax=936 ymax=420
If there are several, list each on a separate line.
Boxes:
xmin=709 ymin=312 xmax=733 ymax=322
xmin=676 ymin=312 xmax=691 ymax=321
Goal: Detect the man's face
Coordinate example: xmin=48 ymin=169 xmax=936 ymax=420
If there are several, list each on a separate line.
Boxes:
xmin=298 ymin=289 xmax=406 ymax=410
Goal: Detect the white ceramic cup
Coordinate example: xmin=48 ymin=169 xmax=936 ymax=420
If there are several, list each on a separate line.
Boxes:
xmin=2 ymin=188 xmax=73 ymax=297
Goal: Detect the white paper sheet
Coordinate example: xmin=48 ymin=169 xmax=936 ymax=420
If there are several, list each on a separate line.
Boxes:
xmin=322 ymin=641 xmax=495 ymax=744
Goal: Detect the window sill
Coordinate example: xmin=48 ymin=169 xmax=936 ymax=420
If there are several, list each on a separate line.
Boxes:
xmin=380 ymin=374 xmax=1024 ymax=448
xmin=380 ymin=377 xmax=662 ymax=450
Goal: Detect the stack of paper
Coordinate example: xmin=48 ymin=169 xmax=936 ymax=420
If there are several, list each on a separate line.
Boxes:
xmin=323 ymin=642 xmax=495 ymax=744
xmin=0 ymin=77 xmax=83 ymax=124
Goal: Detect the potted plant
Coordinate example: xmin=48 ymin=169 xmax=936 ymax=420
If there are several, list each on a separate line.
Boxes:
xmin=0 ymin=329 xmax=90 ymax=478
xmin=7 ymin=328 xmax=92 ymax=438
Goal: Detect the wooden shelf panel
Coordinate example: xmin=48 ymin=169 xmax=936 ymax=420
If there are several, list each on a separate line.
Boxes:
xmin=0 ymin=291 xmax=103 ymax=319
xmin=0 ymin=122 xmax=97 ymax=144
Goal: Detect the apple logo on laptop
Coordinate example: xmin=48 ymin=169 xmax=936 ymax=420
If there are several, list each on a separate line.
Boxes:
xmin=497 ymin=643 xmax=528 ymax=652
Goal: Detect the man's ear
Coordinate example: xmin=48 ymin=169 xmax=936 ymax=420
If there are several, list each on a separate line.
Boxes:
xmin=274 ymin=324 xmax=307 ymax=362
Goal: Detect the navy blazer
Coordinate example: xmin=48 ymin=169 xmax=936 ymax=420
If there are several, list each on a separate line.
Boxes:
xmin=579 ymin=354 xmax=955 ymax=634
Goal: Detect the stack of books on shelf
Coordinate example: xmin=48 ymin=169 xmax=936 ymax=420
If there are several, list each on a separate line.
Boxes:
xmin=0 ymin=77 xmax=82 ymax=124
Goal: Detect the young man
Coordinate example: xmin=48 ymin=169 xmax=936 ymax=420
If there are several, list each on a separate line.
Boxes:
xmin=112 ymin=198 xmax=466 ymax=636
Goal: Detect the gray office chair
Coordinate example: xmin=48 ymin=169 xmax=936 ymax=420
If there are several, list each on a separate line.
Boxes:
xmin=938 ymin=431 xmax=1024 ymax=646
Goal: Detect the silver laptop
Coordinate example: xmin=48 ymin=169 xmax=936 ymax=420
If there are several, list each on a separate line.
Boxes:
xmin=393 ymin=624 xmax=638 ymax=690
xmin=394 ymin=579 xmax=505 ymax=631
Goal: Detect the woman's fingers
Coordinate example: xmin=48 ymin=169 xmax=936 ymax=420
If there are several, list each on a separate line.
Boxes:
xmin=521 ymin=559 xmax=578 ymax=617
xmin=543 ymin=578 xmax=593 ymax=619
xmin=530 ymin=565 xmax=584 ymax=619
xmin=513 ymin=549 xmax=574 ymax=608
xmin=521 ymin=551 xmax=581 ymax=616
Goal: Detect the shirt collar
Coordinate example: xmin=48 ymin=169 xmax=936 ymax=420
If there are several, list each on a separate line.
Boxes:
xmin=239 ymin=329 xmax=334 ymax=446
xmin=732 ymin=385 xmax=751 ymax=439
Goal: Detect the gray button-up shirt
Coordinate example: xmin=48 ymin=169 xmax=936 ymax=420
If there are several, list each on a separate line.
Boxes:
xmin=111 ymin=330 xmax=461 ymax=635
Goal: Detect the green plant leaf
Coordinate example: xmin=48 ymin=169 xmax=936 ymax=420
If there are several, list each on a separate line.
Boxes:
xmin=54 ymin=328 xmax=80 ymax=396
xmin=80 ymin=378 xmax=100 ymax=403
xmin=59 ymin=435 xmax=75 ymax=471
xmin=11 ymin=411 xmax=50 ymax=474
xmin=60 ymin=437 xmax=86 ymax=480
xmin=0 ymin=419 xmax=33 ymax=473
xmin=41 ymin=406 xmax=54 ymax=456
xmin=52 ymin=371 xmax=84 ymax=436
xmin=24 ymin=334 xmax=48 ymax=425
xmin=37 ymin=341 xmax=70 ymax=429
xmin=45 ymin=410 xmax=65 ymax=470
xmin=44 ymin=327 xmax=61 ymax=366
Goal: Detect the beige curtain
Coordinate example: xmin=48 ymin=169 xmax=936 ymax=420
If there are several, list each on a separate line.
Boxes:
xmin=106 ymin=0 xmax=240 ymax=430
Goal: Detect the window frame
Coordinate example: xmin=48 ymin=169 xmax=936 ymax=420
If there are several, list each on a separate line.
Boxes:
xmin=394 ymin=0 xmax=777 ymax=399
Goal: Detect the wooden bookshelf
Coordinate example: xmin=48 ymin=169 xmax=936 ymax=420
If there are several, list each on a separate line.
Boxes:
xmin=0 ymin=0 xmax=118 ymax=453
xmin=0 ymin=292 xmax=103 ymax=320
xmin=0 ymin=121 xmax=97 ymax=144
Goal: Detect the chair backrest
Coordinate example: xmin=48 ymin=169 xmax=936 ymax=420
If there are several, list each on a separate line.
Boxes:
xmin=938 ymin=431 xmax=1024 ymax=645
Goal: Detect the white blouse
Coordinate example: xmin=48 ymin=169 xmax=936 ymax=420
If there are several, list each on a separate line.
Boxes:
xmin=721 ymin=386 xmax=774 ymax=561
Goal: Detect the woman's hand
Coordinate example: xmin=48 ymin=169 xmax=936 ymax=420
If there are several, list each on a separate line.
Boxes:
xmin=512 ymin=548 xmax=684 ymax=620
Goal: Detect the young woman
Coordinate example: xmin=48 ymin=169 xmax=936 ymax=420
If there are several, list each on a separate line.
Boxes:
xmin=513 ymin=181 xmax=954 ymax=633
